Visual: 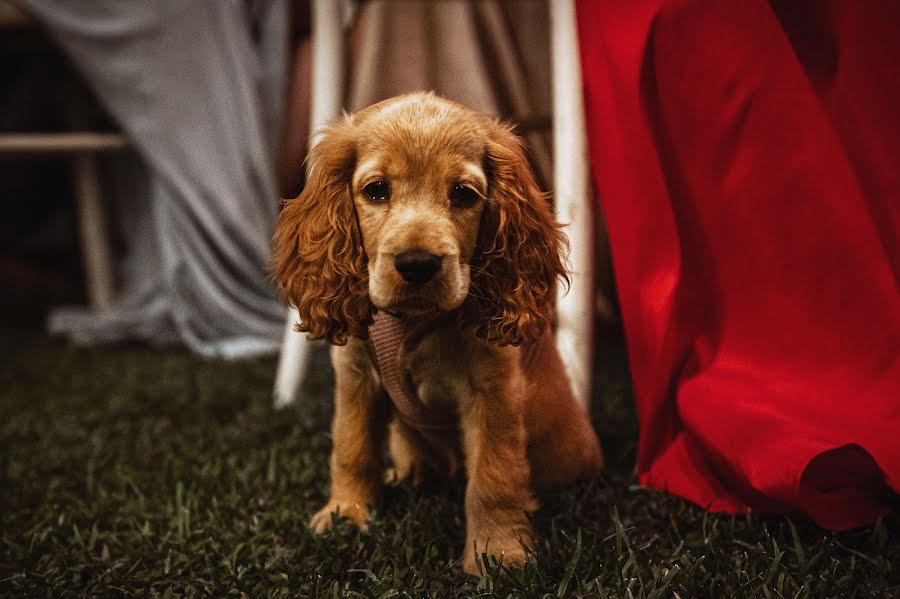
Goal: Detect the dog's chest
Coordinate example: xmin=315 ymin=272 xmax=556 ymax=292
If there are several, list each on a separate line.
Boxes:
xmin=401 ymin=325 xmax=476 ymax=414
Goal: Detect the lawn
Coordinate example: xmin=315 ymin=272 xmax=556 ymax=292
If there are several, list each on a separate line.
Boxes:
xmin=1 ymin=330 xmax=898 ymax=598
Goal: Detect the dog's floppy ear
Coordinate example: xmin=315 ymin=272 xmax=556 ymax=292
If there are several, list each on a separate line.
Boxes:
xmin=271 ymin=118 xmax=371 ymax=345
xmin=468 ymin=121 xmax=569 ymax=346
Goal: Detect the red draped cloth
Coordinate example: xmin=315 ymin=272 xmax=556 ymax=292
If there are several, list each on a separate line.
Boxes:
xmin=576 ymin=0 xmax=900 ymax=530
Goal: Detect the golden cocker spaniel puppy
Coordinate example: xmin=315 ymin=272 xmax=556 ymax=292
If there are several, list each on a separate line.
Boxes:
xmin=272 ymin=92 xmax=603 ymax=574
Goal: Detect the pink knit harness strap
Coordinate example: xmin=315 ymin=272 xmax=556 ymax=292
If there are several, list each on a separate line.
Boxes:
xmin=368 ymin=310 xmax=456 ymax=432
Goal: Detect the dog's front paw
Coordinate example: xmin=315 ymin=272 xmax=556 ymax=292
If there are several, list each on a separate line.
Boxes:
xmin=309 ymin=500 xmax=370 ymax=534
xmin=462 ymin=533 xmax=531 ymax=575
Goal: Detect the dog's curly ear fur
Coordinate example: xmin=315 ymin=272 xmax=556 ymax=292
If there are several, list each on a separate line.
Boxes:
xmin=468 ymin=122 xmax=570 ymax=347
xmin=271 ymin=118 xmax=371 ymax=345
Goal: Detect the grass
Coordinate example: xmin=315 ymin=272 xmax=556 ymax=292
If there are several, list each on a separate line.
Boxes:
xmin=1 ymin=330 xmax=898 ymax=598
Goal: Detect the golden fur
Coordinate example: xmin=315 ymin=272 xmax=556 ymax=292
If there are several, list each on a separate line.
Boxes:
xmin=272 ymin=93 xmax=603 ymax=574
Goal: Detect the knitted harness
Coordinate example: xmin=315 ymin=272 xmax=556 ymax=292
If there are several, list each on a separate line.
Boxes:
xmin=368 ymin=310 xmax=457 ymax=432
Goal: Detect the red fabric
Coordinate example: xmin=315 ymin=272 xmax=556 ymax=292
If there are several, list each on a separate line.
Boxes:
xmin=576 ymin=0 xmax=900 ymax=530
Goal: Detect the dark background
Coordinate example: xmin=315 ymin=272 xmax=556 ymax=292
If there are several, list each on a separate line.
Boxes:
xmin=1 ymin=22 xmax=116 ymax=327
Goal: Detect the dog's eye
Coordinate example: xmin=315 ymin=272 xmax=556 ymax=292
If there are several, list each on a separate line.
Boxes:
xmin=363 ymin=180 xmax=390 ymax=202
xmin=449 ymin=184 xmax=479 ymax=207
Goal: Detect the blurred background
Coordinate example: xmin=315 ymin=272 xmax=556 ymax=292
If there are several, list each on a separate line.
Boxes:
xmin=1 ymin=0 xmax=611 ymax=359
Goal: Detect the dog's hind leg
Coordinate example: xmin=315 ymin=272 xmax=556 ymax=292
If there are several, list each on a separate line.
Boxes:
xmin=385 ymin=418 xmax=437 ymax=487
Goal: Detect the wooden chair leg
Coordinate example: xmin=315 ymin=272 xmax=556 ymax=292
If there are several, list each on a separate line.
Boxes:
xmin=550 ymin=0 xmax=594 ymax=411
xmin=274 ymin=308 xmax=314 ymax=408
xmin=273 ymin=0 xmax=346 ymax=408
xmin=73 ymin=151 xmax=114 ymax=308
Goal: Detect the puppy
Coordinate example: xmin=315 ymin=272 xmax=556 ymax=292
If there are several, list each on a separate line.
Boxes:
xmin=272 ymin=92 xmax=603 ymax=574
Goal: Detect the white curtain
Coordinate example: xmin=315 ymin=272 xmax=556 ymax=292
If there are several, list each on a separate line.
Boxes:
xmin=24 ymin=0 xmax=289 ymax=358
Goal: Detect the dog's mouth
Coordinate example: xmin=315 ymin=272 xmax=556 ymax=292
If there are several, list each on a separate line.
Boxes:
xmin=376 ymin=285 xmax=445 ymax=316
xmin=372 ymin=278 xmax=471 ymax=317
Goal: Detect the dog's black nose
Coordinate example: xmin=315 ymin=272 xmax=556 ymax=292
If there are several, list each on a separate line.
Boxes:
xmin=394 ymin=250 xmax=442 ymax=284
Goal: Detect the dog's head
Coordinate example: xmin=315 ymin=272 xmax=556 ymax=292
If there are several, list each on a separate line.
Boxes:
xmin=272 ymin=93 xmax=568 ymax=346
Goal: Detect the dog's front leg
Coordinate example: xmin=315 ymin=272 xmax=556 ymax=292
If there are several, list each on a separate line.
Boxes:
xmin=310 ymin=341 xmax=388 ymax=533
xmin=460 ymin=355 xmax=537 ymax=575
